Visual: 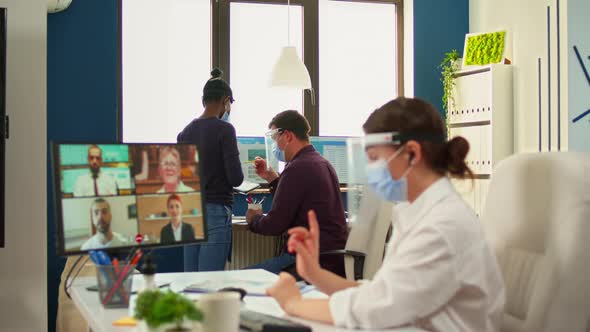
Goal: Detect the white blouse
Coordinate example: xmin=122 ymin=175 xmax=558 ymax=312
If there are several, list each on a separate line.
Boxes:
xmin=330 ymin=178 xmax=505 ymax=331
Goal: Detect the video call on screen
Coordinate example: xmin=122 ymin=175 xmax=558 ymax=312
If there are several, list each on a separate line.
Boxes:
xmin=53 ymin=143 xmax=206 ymax=255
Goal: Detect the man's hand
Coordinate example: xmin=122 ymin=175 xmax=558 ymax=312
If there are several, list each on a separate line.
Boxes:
xmin=266 ymin=272 xmax=302 ymax=314
xmin=254 ymin=157 xmax=279 ymax=183
xmin=245 ymin=208 xmax=263 ymax=223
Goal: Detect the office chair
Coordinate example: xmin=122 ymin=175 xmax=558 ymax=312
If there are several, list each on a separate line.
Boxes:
xmin=481 ymin=152 xmax=590 ymax=332
xmin=283 ymin=188 xmax=393 ymax=281
xmin=321 ymin=188 xmax=394 ymax=280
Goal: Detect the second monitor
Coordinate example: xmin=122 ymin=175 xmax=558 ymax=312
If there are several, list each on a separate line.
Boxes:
xmin=237 ymin=136 xmax=349 ymax=184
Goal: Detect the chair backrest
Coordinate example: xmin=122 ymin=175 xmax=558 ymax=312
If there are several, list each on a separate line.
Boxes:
xmin=344 ymin=188 xmax=394 ymax=280
xmin=481 ymin=152 xmax=590 ymax=332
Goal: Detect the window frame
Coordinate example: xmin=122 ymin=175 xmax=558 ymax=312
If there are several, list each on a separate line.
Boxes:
xmin=215 ymin=0 xmax=319 ymax=133
xmin=118 ymin=0 xmax=403 ymax=139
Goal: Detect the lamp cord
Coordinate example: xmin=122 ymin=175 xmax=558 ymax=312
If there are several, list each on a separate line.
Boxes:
xmin=287 ymin=0 xmax=291 ymax=46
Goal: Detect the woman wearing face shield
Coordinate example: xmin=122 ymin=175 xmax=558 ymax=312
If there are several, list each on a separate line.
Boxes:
xmin=177 ymin=68 xmax=244 ymax=272
xmin=266 ymin=97 xmax=505 ymax=331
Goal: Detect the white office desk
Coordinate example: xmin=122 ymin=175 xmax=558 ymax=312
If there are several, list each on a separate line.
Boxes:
xmin=70 ymin=269 xmax=424 ymax=332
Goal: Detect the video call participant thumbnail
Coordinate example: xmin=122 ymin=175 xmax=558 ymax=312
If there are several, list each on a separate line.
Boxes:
xmin=157 ymin=146 xmax=195 ymax=193
xmin=159 ymin=194 xmax=196 ymax=244
xmin=73 ymin=145 xmax=117 ymax=197
xmin=80 ymin=198 xmax=129 ymax=250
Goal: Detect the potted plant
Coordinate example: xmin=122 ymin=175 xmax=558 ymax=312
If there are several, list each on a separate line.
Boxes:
xmin=134 ymin=289 xmax=203 ymax=332
xmin=439 ymin=49 xmax=461 ymax=133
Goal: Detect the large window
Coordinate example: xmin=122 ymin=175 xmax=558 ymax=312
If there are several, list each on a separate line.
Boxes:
xmin=229 ymin=2 xmax=304 ymax=136
xmin=121 ymin=0 xmax=211 ymax=143
xmin=318 ymin=0 xmax=398 ymax=136
xmin=120 ymin=0 xmax=402 ymax=140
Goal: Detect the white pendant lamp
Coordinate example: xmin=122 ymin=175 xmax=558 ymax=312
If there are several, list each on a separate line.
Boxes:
xmin=270 ymin=0 xmax=312 ymax=89
xmin=270 ymin=46 xmax=312 ymax=88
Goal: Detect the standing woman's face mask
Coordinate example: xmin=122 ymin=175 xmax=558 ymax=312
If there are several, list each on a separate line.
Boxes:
xmin=220 ymin=97 xmax=232 ymax=122
xmin=365 ymin=145 xmax=413 ymax=202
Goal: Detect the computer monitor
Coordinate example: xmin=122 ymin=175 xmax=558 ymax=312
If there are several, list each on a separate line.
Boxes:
xmin=310 ymin=136 xmax=349 ymax=184
xmin=236 ymin=136 xmax=267 ymax=184
xmin=51 ymin=142 xmax=207 ymax=255
xmin=237 ymin=136 xmax=351 ymax=185
xmin=238 ymin=136 xmax=348 ymax=184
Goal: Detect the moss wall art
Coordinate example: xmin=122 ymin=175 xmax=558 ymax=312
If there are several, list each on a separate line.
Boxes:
xmin=464 ymin=31 xmax=506 ymax=66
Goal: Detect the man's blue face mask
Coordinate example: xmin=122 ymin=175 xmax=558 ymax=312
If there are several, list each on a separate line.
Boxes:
xmin=365 ymin=146 xmax=412 ymax=202
xmin=272 ymin=142 xmax=285 ymax=162
xmin=272 ymin=134 xmax=286 ymax=162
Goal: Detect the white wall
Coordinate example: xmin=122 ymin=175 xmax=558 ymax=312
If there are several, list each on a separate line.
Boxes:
xmin=0 ymin=0 xmax=47 ymax=331
xmin=470 ymin=0 xmax=569 ymax=153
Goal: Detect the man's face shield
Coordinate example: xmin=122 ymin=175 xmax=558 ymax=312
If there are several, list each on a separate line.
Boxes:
xmin=264 ymin=128 xmax=285 ymax=171
xmin=265 ymin=128 xmax=284 ymax=141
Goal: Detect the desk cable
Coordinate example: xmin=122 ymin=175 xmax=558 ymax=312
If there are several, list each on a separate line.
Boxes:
xmin=64 ymin=255 xmax=90 ymax=300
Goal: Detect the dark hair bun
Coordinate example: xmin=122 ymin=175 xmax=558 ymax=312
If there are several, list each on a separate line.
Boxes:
xmin=210 ymin=67 xmax=223 ymax=78
xmin=445 ymin=136 xmax=471 ymax=178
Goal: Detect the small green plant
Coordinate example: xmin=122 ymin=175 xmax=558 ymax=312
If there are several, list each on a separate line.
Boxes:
xmin=440 ymin=49 xmax=461 ymax=115
xmin=134 ymin=289 xmax=203 ymax=331
xmin=464 ymin=31 xmax=506 ymax=65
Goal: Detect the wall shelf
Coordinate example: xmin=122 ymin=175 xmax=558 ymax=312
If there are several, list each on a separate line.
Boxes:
xmin=448 ymin=63 xmax=514 ymax=216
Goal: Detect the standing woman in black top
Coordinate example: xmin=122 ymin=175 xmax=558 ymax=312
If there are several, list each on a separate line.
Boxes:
xmin=177 ymin=68 xmax=244 ymax=271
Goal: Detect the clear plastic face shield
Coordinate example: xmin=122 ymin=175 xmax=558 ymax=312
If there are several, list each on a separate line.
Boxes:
xmin=264 ymin=128 xmax=285 ymax=171
xmin=345 ymin=137 xmax=370 ymax=224
xmin=345 ymin=135 xmax=397 ymax=279
xmin=345 ymin=133 xmax=402 ymax=224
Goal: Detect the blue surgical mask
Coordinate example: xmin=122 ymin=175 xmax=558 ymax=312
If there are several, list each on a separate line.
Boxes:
xmin=272 ymin=142 xmax=286 ymax=162
xmin=365 ymin=147 xmax=411 ymax=202
xmin=221 ymin=111 xmax=231 ymax=123
xmin=220 ymin=100 xmax=231 ymax=122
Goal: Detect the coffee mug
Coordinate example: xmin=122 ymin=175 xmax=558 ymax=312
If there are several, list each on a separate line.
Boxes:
xmin=197 ymin=292 xmax=241 ymax=332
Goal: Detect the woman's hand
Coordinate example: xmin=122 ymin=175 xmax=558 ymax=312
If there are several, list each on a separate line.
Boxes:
xmin=266 ymin=272 xmax=302 ymax=314
xmin=254 ymin=157 xmax=279 ymax=183
xmin=287 ymin=210 xmax=322 ymax=283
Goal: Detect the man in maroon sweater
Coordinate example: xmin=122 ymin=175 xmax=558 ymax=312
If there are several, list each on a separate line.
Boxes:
xmin=246 ymin=110 xmax=348 ymax=277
